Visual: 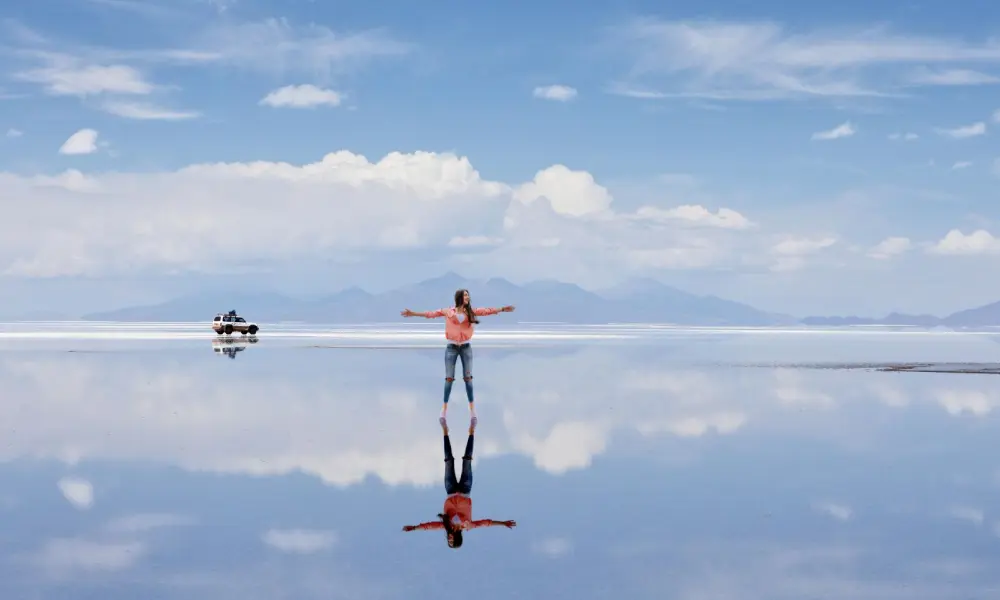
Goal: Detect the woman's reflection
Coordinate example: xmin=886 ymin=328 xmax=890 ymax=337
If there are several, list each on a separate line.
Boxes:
xmin=401 ymin=417 xmax=516 ymax=548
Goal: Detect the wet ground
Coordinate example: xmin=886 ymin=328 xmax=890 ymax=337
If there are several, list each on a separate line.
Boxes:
xmin=0 ymin=323 xmax=998 ymax=599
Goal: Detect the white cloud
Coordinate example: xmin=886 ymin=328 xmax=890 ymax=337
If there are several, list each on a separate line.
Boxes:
xmin=774 ymin=371 xmax=836 ymax=408
xmin=948 ymin=506 xmax=985 ymax=526
xmin=908 ymin=68 xmax=1000 ymax=85
xmin=869 ymin=384 xmax=909 ymax=407
xmin=57 ymin=477 xmax=94 ymax=510
xmin=262 ymin=529 xmax=337 ymax=554
xmin=531 ymin=537 xmax=573 ymax=558
xmin=448 ymin=235 xmax=502 ymax=247
xmin=636 ymin=412 xmax=746 ymax=437
xmin=607 ymin=18 xmax=1000 ymax=101
xmin=35 ymin=538 xmax=143 ymax=572
xmin=0 ymin=146 xmax=830 ymax=288
xmin=58 ymin=128 xmax=99 ymax=155
xmin=888 ymin=132 xmax=918 ymax=141
xmin=513 ymin=165 xmax=613 ymax=217
xmin=813 ymin=501 xmax=853 ymax=521
xmin=179 ymin=18 xmax=412 ymax=79
xmin=935 ymin=122 xmax=986 ymax=138
xmin=867 ymin=236 xmax=911 ymax=259
xmin=769 ymin=236 xmax=837 ymax=271
xmin=260 ymin=84 xmax=343 ymax=108
xmin=632 ymin=205 xmax=752 ymax=229
xmin=936 ymin=390 xmax=995 ymax=416
xmin=508 ymin=420 xmax=608 ymax=474
xmin=16 ymin=56 xmax=153 ymax=96
xmin=811 ymin=122 xmax=855 ymax=141
xmin=951 ymin=161 xmax=973 ymax=170
xmin=5 ymin=128 xmax=23 ymax=138
xmin=533 ymin=84 xmax=577 ymax=101
xmin=101 ymin=101 xmax=200 ymax=120
xmin=104 ymin=513 xmax=197 ymax=533
xmin=928 ymin=229 xmax=1000 ymax=256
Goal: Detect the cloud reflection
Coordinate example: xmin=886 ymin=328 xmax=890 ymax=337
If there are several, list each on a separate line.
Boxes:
xmin=0 ymin=343 xmax=996 ymax=489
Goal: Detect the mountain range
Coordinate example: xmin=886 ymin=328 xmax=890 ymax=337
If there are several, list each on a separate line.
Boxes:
xmin=80 ymin=272 xmax=795 ymax=325
xmin=74 ymin=272 xmax=1000 ymax=327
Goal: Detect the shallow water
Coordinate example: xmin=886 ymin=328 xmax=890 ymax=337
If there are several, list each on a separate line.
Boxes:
xmin=1 ymin=324 xmax=998 ymax=599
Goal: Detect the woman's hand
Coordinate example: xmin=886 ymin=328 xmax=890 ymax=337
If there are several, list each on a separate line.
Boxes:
xmin=501 ymin=305 xmax=515 ymax=313
xmin=401 ymin=309 xmax=415 ymax=317
xmin=503 ymin=520 xmax=517 ymax=528
xmin=402 ymin=525 xmax=416 ymax=531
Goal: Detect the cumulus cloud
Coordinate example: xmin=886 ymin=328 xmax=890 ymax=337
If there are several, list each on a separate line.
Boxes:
xmin=811 ymin=122 xmax=855 ymax=140
xmin=605 ymin=18 xmax=1000 ymax=101
xmin=632 ymin=205 xmax=752 ymax=229
xmin=262 ymin=529 xmax=337 ymax=554
xmin=935 ymin=122 xmax=986 ymax=138
xmin=260 ymin=84 xmax=343 ymax=108
xmin=513 ymin=165 xmax=612 ymax=216
xmin=58 ymin=128 xmax=99 ymax=155
xmin=533 ymin=85 xmax=577 ymax=101
xmin=936 ymin=390 xmax=995 ymax=416
xmin=927 ymin=229 xmax=1000 ymax=256
xmin=867 ymin=236 xmax=911 ymax=259
xmin=57 ymin=477 xmax=94 ymax=510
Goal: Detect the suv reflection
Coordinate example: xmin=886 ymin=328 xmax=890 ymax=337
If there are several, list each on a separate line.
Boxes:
xmin=211 ymin=336 xmax=258 ymax=359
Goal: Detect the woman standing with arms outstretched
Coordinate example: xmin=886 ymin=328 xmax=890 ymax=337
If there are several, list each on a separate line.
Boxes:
xmin=401 ymin=288 xmax=515 ymax=420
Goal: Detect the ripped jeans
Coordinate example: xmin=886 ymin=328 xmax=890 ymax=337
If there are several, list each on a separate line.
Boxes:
xmin=443 ymin=342 xmax=474 ymax=403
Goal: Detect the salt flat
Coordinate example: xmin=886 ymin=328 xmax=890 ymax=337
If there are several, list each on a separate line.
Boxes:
xmin=0 ymin=324 xmax=997 ymax=599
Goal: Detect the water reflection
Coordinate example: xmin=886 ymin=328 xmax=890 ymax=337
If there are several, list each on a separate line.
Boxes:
xmin=0 ymin=334 xmax=997 ymax=598
xmin=210 ymin=336 xmax=258 ymax=359
xmin=402 ymin=418 xmax=517 ymax=548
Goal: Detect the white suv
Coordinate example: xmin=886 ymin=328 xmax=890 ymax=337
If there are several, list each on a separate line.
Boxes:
xmin=212 ymin=310 xmax=259 ymax=335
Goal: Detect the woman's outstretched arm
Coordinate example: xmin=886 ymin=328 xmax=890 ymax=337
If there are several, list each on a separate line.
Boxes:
xmin=401 ymin=308 xmax=446 ymax=318
xmin=401 ymin=521 xmax=445 ymax=532
xmin=468 ymin=519 xmax=516 ymax=529
xmin=472 ymin=305 xmax=515 ymax=316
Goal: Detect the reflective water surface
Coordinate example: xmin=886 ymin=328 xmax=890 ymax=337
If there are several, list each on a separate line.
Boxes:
xmin=1 ymin=325 xmax=999 ymax=599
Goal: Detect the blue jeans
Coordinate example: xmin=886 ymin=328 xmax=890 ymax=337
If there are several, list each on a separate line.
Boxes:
xmin=444 ymin=434 xmax=474 ymax=494
xmin=443 ymin=343 xmax=475 ymax=404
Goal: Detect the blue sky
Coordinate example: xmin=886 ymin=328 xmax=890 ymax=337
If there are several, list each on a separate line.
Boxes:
xmin=3 ymin=0 xmax=1000 ymax=316
xmin=1 ymin=334 xmax=999 ymax=598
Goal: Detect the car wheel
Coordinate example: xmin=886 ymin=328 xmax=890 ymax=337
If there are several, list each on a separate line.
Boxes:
xmin=225 ymin=324 xmax=233 ymax=335
xmin=248 ymin=324 xmax=258 ymax=335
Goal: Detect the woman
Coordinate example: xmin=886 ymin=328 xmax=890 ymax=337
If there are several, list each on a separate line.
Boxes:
xmin=401 ymin=417 xmax=516 ymax=548
xmin=401 ymin=289 xmax=515 ymax=420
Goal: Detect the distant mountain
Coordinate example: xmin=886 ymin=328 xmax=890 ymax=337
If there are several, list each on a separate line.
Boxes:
xmin=802 ymin=302 xmax=1000 ymax=328
xmin=81 ymin=272 xmax=793 ymax=326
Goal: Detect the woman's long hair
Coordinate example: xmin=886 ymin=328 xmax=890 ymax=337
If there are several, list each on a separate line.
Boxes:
xmin=438 ymin=513 xmax=463 ymax=548
xmin=454 ymin=289 xmax=478 ymax=324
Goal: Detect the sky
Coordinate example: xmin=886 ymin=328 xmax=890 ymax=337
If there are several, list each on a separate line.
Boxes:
xmin=3 ymin=0 xmax=1000 ymax=317
xmin=1 ymin=332 xmax=999 ymax=598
